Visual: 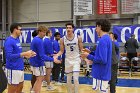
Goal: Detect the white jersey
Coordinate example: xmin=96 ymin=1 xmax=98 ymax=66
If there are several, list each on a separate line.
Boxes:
xmin=63 ymin=35 xmax=80 ymax=62
xmin=43 ymin=36 xmax=49 ymax=40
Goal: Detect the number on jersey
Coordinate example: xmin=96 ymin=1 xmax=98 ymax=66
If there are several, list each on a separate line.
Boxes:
xmin=70 ymin=46 xmax=74 ymax=51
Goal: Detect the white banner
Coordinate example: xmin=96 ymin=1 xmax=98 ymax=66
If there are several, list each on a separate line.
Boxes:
xmin=73 ymin=0 xmax=93 ymax=15
xmin=121 ymin=0 xmax=140 ymax=14
xmin=133 ymin=0 xmax=140 ymax=13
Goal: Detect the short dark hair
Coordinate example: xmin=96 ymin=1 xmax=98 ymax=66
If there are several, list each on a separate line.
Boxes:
xmin=108 ymin=32 xmax=118 ymax=40
xmin=108 ymin=32 xmax=113 ymax=35
xmin=54 ymin=32 xmax=60 ymax=37
xmin=32 ymin=30 xmax=38 ymax=38
xmin=65 ymin=23 xmax=75 ymax=28
xmin=114 ymin=33 xmax=118 ymax=40
xmin=46 ymin=29 xmax=51 ymax=36
xmin=10 ymin=23 xmax=21 ymax=33
xmin=96 ymin=19 xmax=111 ymax=32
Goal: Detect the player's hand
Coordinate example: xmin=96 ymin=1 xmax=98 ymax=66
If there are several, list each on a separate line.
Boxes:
xmin=84 ymin=58 xmax=93 ymax=65
xmin=53 ymin=57 xmax=61 ymax=64
xmin=23 ymin=50 xmax=36 ymax=58
xmin=53 ymin=54 xmax=58 ymax=59
xmin=80 ymin=51 xmax=89 ymax=59
xmin=31 ymin=51 xmax=36 ymax=57
xmin=82 ymin=48 xmax=91 ymax=53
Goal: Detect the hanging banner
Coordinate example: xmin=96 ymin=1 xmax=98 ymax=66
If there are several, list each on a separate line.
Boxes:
xmin=19 ymin=26 xmax=98 ymax=43
xmin=17 ymin=25 xmax=140 ymax=44
xmin=98 ymin=0 xmax=117 ymax=14
xmin=113 ymin=25 xmax=140 ymax=43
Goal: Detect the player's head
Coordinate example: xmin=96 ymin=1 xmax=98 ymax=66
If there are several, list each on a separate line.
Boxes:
xmin=46 ymin=29 xmax=52 ymax=37
xmin=37 ymin=26 xmax=48 ymax=38
xmin=32 ymin=30 xmax=38 ymax=38
xmin=95 ymin=19 xmax=111 ymax=36
xmin=10 ymin=23 xmax=22 ymax=37
xmin=65 ymin=23 xmax=74 ymax=35
xmin=54 ymin=32 xmax=60 ymax=40
xmin=108 ymin=32 xmax=114 ymax=40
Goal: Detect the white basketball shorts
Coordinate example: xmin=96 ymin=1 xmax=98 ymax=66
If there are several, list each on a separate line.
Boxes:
xmin=65 ymin=58 xmax=81 ymax=74
xmin=5 ymin=68 xmax=24 ymax=85
xmin=44 ymin=61 xmax=53 ymax=68
xmin=31 ymin=66 xmax=46 ymax=76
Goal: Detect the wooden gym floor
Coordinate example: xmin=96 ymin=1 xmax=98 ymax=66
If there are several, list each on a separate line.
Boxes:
xmin=3 ymin=72 xmax=140 ymax=93
xmin=3 ymin=80 xmax=140 ymax=93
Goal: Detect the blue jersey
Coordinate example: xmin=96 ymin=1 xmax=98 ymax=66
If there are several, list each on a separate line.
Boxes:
xmin=30 ymin=36 xmax=54 ymax=67
xmin=53 ymin=40 xmax=60 ymax=53
xmin=87 ymin=34 xmax=112 ymax=80
xmin=53 ymin=40 xmax=61 ymax=60
xmin=4 ymin=36 xmax=24 ymax=70
xmin=43 ymin=36 xmax=53 ymax=57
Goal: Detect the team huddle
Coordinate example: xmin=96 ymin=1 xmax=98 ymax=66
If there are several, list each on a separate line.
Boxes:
xmin=4 ymin=19 xmax=116 ymax=93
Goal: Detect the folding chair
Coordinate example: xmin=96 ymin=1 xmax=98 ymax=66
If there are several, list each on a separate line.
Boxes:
xmin=131 ymin=57 xmax=140 ymax=76
xmin=24 ymin=58 xmax=31 ymax=71
xmin=118 ymin=56 xmax=131 ymax=77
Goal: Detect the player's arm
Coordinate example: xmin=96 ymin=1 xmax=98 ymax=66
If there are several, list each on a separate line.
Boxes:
xmin=87 ymin=41 xmax=108 ymax=64
xmin=5 ymin=40 xmax=35 ymax=59
xmin=78 ymin=36 xmax=83 ymax=52
xmin=5 ymin=41 xmax=21 ymax=60
xmin=56 ymin=38 xmax=65 ymax=57
xmin=35 ymin=40 xmax=54 ymax=62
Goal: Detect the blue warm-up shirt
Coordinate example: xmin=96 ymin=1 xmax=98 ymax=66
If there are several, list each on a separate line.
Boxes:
xmin=53 ymin=40 xmax=61 ymax=60
xmin=30 ymin=36 xmax=54 ymax=67
xmin=53 ymin=40 xmax=60 ymax=53
xmin=87 ymin=34 xmax=112 ymax=80
xmin=43 ymin=36 xmax=53 ymax=58
xmin=4 ymin=36 xmax=24 ymax=70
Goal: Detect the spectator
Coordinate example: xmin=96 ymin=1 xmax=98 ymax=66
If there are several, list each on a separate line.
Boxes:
xmin=52 ymin=32 xmax=62 ymax=85
xmin=30 ymin=30 xmax=38 ymax=89
xmin=109 ymin=32 xmax=119 ymax=93
xmin=124 ymin=34 xmax=139 ymax=68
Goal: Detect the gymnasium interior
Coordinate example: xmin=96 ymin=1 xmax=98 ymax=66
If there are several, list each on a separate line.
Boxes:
xmin=0 ymin=0 xmax=140 ymax=93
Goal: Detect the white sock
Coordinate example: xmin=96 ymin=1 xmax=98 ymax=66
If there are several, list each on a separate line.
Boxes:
xmin=86 ymin=64 xmax=90 ymax=71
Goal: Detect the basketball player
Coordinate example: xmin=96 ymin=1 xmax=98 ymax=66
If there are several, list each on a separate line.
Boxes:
xmin=4 ymin=23 xmax=36 ymax=93
xmin=30 ymin=26 xmax=61 ymax=93
xmin=52 ymin=32 xmax=62 ymax=85
xmin=55 ymin=23 xmax=83 ymax=93
xmin=30 ymin=30 xmax=38 ymax=89
xmin=81 ymin=19 xmax=112 ymax=93
xmin=42 ymin=30 xmax=55 ymax=90
xmin=109 ymin=32 xmax=119 ymax=93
